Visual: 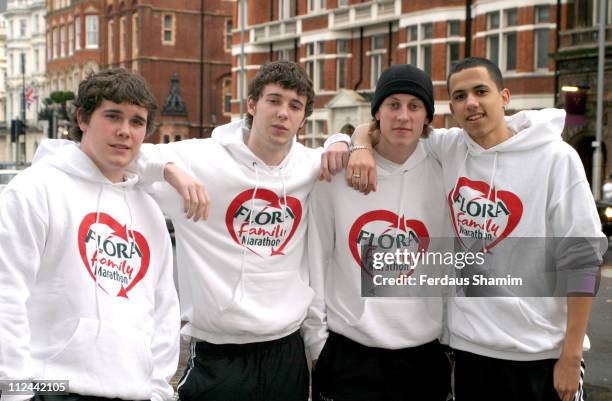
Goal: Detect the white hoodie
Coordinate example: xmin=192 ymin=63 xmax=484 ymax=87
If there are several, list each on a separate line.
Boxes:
xmin=425 ymin=108 xmax=606 ymax=361
xmin=0 ymin=140 xmax=180 ymax=401
xmin=304 ymin=141 xmax=454 ymax=359
xmin=140 ymin=120 xmax=347 ymax=344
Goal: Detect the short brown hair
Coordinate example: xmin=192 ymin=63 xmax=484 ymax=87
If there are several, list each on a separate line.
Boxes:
xmin=70 ymin=68 xmax=158 ymax=141
xmin=245 ymin=61 xmax=314 ymax=128
xmin=367 ymin=118 xmax=431 ymax=145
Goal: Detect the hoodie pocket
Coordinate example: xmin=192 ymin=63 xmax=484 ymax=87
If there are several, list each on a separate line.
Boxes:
xmin=220 ymin=270 xmax=314 ymax=334
xmin=44 ymin=318 xmax=153 ymax=399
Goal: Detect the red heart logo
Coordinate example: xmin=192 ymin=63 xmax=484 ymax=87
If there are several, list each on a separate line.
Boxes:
xmin=348 ymin=210 xmax=430 ymax=277
xmin=225 ymin=188 xmax=302 ymax=257
xmin=78 ymin=212 xmax=150 ymax=299
xmin=448 ymin=177 xmax=523 ymax=252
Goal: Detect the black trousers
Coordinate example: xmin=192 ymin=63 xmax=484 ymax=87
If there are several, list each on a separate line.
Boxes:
xmin=454 ymin=349 xmax=586 ymax=401
xmin=176 ymin=330 xmax=309 ymax=401
xmin=312 ymin=331 xmax=452 ymax=401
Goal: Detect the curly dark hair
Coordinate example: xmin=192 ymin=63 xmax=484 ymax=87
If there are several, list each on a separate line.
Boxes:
xmin=245 ymin=61 xmax=314 ymax=128
xmin=70 ymin=68 xmax=157 ymax=141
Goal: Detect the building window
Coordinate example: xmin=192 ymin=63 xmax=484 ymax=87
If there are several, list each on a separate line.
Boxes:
xmin=504 ymin=32 xmax=516 ymax=71
xmin=534 ymin=29 xmax=550 ymax=69
xmin=60 ymin=25 xmax=66 ymax=57
xmin=487 ymin=11 xmax=500 ymax=29
xmin=107 ymin=20 xmax=114 ymax=64
xmin=225 ymin=19 xmax=232 ymax=51
xmin=422 ymin=45 xmax=432 ymax=75
xmin=535 ymin=5 xmax=551 ymax=23
xmin=34 ymin=49 xmax=39 ymax=72
xmin=370 ymin=34 xmax=386 ymax=87
xmin=223 ymin=78 xmax=232 ymax=114
xmin=20 ymin=19 xmax=26 ymax=37
xmin=338 ymin=0 xmax=348 ymax=6
xmin=487 ymin=35 xmax=499 ymax=66
xmin=485 ymin=10 xmax=519 ymax=72
xmin=53 ymin=28 xmax=59 ymax=59
xmin=307 ymin=0 xmax=326 ymax=12
xmin=275 ymin=48 xmax=295 ymax=61
xmin=279 ymin=0 xmax=295 ymax=19
xmin=422 ymin=23 xmax=432 ymax=39
xmin=448 ymin=20 xmax=460 ymax=36
xmin=132 ymin=14 xmax=140 ymax=68
xmin=504 ymin=8 xmax=518 ymax=27
xmin=8 ymin=54 xmax=12 ymax=76
xmin=336 ymin=39 xmax=349 ymax=89
xmin=75 ymin=16 xmax=81 ymax=50
xmin=447 ymin=42 xmax=460 ymax=74
xmin=46 ymin=31 xmax=51 ymax=61
xmin=86 ymin=15 xmax=99 ymax=48
xmin=305 ymin=120 xmax=327 ymax=148
xmin=304 ymin=41 xmax=326 ymax=91
xmin=68 ymin=23 xmax=74 ymax=55
xmin=119 ymin=16 xmax=127 ymax=62
xmin=162 ymin=14 xmax=174 ymax=44
xmin=33 ymin=14 xmax=39 ymax=33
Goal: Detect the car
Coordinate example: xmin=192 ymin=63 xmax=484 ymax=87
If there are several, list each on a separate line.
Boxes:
xmin=596 ymin=199 xmax=612 ymax=236
xmin=0 ymin=170 xmax=19 ymax=193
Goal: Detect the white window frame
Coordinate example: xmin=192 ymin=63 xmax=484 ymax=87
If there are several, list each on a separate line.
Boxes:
xmin=307 ymin=0 xmax=326 ymax=13
xmin=53 ymin=28 xmax=59 ymax=59
xmin=75 ymin=16 xmax=81 ymax=50
xmin=86 ymin=15 xmax=99 ymax=49
xmin=483 ymin=9 xmax=519 ymax=72
xmin=303 ymin=41 xmax=326 ymax=91
xmin=68 ymin=22 xmax=74 ymax=55
xmin=369 ymin=34 xmax=386 ymax=88
xmin=162 ymin=13 xmax=174 ymax=45
xmin=403 ymin=24 xmax=433 ymax=74
xmin=60 ymin=25 xmax=66 ymax=57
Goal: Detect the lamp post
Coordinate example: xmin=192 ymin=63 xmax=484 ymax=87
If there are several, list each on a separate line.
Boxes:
xmin=591 ymin=0 xmax=607 ymax=200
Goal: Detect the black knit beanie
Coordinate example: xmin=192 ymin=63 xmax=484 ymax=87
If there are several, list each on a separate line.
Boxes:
xmin=370 ymin=64 xmax=434 ymax=122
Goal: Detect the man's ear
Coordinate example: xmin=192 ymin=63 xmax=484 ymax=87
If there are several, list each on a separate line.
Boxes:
xmin=76 ymin=109 xmax=89 ymax=133
xmin=449 ymin=102 xmax=455 ymax=116
xmin=500 ymin=88 xmax=510 ymax=108
xmin=247 ymin=97 xmax=256 ymax=117
xmin=298 ymin=117 xmax=306 ymax=130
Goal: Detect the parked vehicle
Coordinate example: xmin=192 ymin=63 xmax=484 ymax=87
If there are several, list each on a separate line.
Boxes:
xmin=596 ymin=199 xmax=612 ymax=237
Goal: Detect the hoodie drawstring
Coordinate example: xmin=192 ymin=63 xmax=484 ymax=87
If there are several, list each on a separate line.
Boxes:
xmin=395 ymin=170 xmax=408 ymax=236
xmin=279 ymin=169 xmax=289 ymax=245
xmin=482 ymin=152 xmax=498 ymax=253
xmin=232 ymin=162 xmax=261 ymax=304
xmin=92 ymin=186 xmax=104 ymax=338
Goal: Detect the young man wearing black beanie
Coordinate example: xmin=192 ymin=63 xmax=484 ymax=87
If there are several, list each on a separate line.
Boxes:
xmin=342 ymin=57 xmax=605 ymax=401
xmin=305 ymin=63 xmax=452 ymax=401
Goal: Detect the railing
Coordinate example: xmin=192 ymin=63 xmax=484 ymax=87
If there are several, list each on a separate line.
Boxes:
xmin=252 ymin=20 xmax=298 ymax=43
xmin=559 ymin=25 xmax=612 ymax=49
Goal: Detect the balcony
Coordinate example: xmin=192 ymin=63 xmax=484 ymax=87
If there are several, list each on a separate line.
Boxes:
xmin=559 ymin=25 xmax=612 ymax=51
xmin=331 ymin=0 xmax=398 ymax=29
xmin=252 ymin=20 xmax=299 ymax=44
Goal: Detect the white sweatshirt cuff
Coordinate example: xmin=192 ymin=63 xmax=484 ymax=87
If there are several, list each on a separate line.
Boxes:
xmin=323 ymin=133 xmax=350 ymax=149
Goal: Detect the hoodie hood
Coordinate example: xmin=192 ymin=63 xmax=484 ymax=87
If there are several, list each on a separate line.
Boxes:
xmin=212 ymin=118 xmax=298 ymax=175
xmin=374 ymin=140 xmax=428 ymax=178
xmin=461 ymin=108 xmax=565 ymax=156
xmin=32 ymin=139 xmax=139 ymax=188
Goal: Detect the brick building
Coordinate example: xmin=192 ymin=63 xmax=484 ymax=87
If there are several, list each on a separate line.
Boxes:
xmin=102 ymin=0 xmax=234 ymax=142
xmin=230 ymin=0 xmax=564 ymax=147
xmin=46 ymin=0 xmax=103 ymax=94
xmin=555 ymin=0 xmax=612 ymax=183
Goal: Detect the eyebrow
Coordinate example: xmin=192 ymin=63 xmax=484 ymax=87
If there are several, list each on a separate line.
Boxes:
xmin=451 ymin=84 xmax=490 ymax=97
xmin=103 ymin=108 xmax=147 ymax=121
xmin=266 ymin=92 xmax=305 ymax=107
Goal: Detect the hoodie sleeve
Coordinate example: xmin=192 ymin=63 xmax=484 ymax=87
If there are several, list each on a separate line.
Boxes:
xmin=302 ymin=180 xmax=335 ymax=361
xmin=549 ymin=150 xmax=606 ymax=295
xmin=150 ymin=233 xmax=181 ymax=401
xmin=323 ymin=133 xmax=351 ymax=149
xmin=0 ymin=189 xmax=47 ymax=401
